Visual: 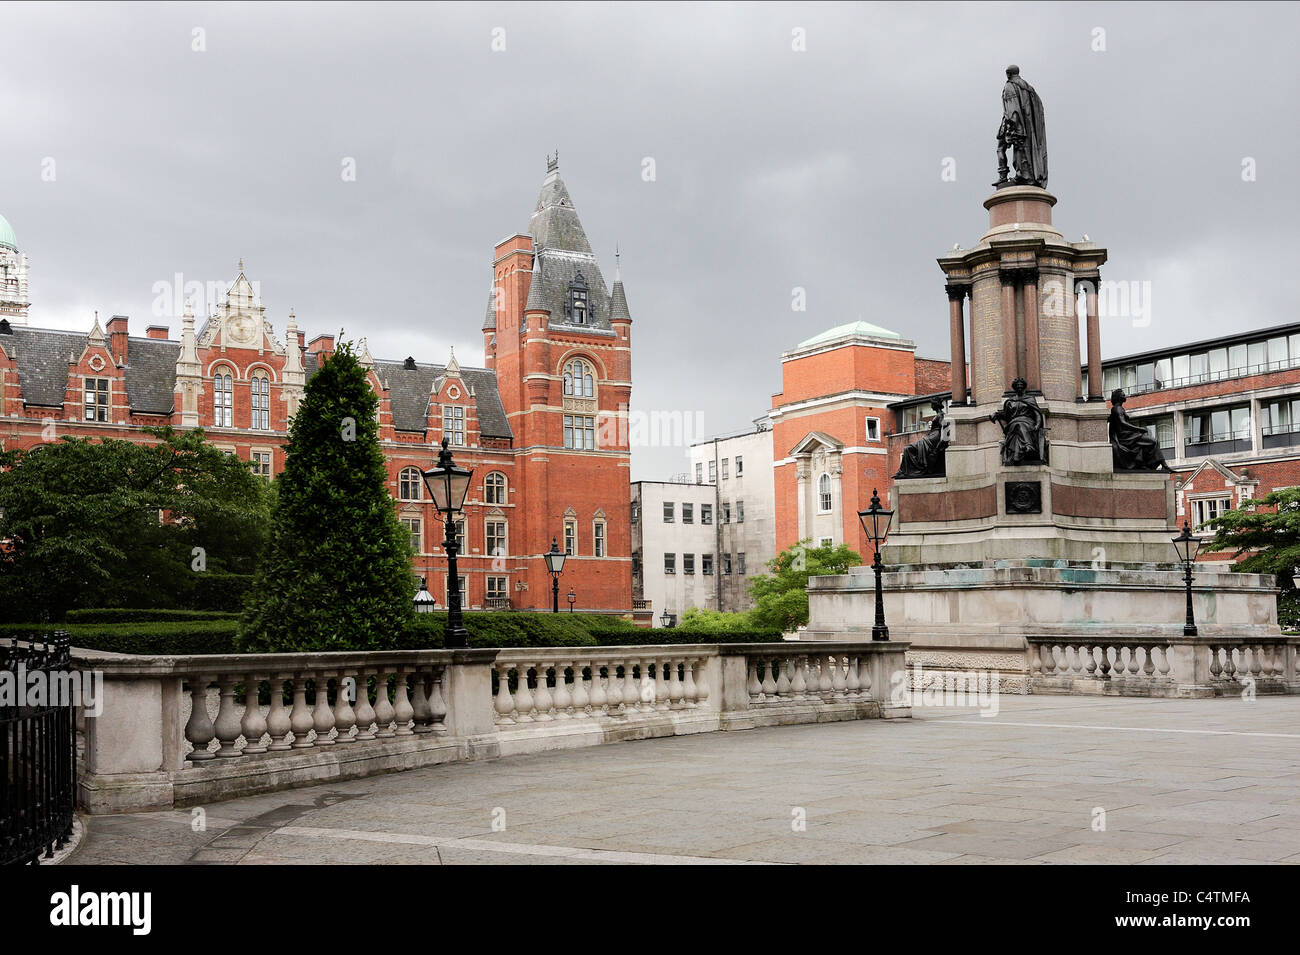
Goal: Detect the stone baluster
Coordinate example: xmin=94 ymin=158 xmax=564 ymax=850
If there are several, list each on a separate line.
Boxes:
xmin=588 ymin=663 xmax=607 ymax=716
xmin=1223 ymin=647 xmax=1239 ymax=681
xmin=654 ymin=660 xmax=670 ymax=711
xmin=857 ymin=655 xmax=872 ymax=696
xmin=242 ymin=675 xmax=268 ymax=755
xmin=1096 ymin=646 xmax=1111 ymax=679
xmin=213 ymin=676 xmax=244 ymax=758
xmin=571 ymin=662 xmax=591 ymax=718
xmin=845 ymin=656 xmax=861 ymax=698
xmin=683 ymin=658 xmax=698 ymax=706
xmin=1157 ymin=645 xmax=1172 ymax=679
xmin=514 ymin=664 xmax=535 ymax=722
xmin=818 ymin=655 xmax=834 ymax=697
xmin=1141 ymin=645 xmax=1155 ymax=678
xmin=553 ymin=662 xmax=574 ymax=719
xmin=831 ymin=655 xmax=848 ymax=699
xmin=747 ymin=660 xmax=763 ymax=702
xmin=693 ymin=657 xmax=709 ymax=707
xmin=373 ymin=671 xmax=396 ymax=738
xmin=1028 ymin=643 xmax=1042 ymax=677
xmin=353 ymin=671 xmax=377 ymax=741
xmin=409 ymin=670 xmax=433 ymax=734
xmin=289 ymin=675 xmax=315 ymax=749
xmin=185 ymin=676 xmax=216 ymax=761
xmin=533 ymin=662 xmax=555 ymax=721
xmin=620 ymin=659 xmax=639 ymax=714
xmin=782 ymin=657 xmax=798 ymax=699
xmin=759 ymin=659 xmax=778 ymax=699
xmin=494 ymin=663 xmax=515 ymax=724
xmin=312 ymin=674 xmax=337 ymax=745
xmin=267 ymin=677 xmax=293 ymax=751
xmin=334 ymin=671 xmax=358 ymax=741
xmin=1249 ymin=647 xmax=1264 ymax=681
xmin=1125 ymin=647 xmax=1141 ymax=678
xmin=1208 ymin=646 xmax=1223 ymax=680
xmin=392 ymin=671 xmax=415 ymax=736
xmin=429 ymin=668 xmax=448 ymax=730
xmin=639 ymin=657 xmax=656 ymax=711
xmin=1084 ymin=645 xmax=1098 ymax=677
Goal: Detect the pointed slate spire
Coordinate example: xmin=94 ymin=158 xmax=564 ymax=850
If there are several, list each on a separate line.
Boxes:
xmin=528 ymin=154 xmax=593 ymax=254
xmin=482 ymin=287 xmax=497 ymax=330
xmin=524 ymin=251 xmax=549 ymax=313
xmin=609 ymin=245 xmax=632 ymax=323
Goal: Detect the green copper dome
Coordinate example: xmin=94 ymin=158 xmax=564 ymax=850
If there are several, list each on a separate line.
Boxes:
xmin=796 ymin=320 xmax=900 ymax=349
xmin=0 ymin=214 xmax=16 ymax=252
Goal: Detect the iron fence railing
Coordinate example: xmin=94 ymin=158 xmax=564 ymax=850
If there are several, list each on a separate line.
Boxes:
xmin=2 ymin=632 xmax=77 ymax=866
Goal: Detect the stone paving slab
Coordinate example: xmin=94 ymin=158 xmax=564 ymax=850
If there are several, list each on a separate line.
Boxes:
xmin=67 ymin=695 xmax=1300 ymax=865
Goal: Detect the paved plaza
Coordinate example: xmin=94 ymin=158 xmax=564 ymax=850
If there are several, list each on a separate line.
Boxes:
xmin=71 ymin=695 xmax=1300 ymax=865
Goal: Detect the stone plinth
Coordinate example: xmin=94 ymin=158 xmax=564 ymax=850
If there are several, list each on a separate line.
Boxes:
xmin=804 ymin=561 xmax=1283 ymax=693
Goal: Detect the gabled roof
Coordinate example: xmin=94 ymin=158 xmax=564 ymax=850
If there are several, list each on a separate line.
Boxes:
xmin=5 ymin=325 xmax=85 ymax=407
xmin=790 ymin=430 xmax=845 ymax=456
xmin=1178 ymin=457 xmax=1252 ymax=488
xmin=371 ymin=358 xmax=511 ymax=439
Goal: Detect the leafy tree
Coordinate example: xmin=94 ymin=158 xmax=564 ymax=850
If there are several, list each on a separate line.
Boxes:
xmin=239 ymin=341 xmax=415 ymax=652
xmin=0 ymin=427 xmax=268 ymax=622
xmin=673 ymin=607 xmax=756 ymax=632
xmin=747 ymin=539 xmax=862 ymax=632
xmin=1201 ymin=487 xmax=1300 ymax=589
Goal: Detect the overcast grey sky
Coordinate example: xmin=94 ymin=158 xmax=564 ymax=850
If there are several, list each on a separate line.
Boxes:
xmin=3 ymin=1 xmax=1298 ymax=478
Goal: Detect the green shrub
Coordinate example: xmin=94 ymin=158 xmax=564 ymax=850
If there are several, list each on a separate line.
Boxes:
xmin=1280 ymin=591 xmax=1300 ymax=632
xmin=589 ymin=628 xmax=785 ymax=646
xmin=187 ymin=573 xmax=254 ymax=612
xmin=65 ymin=608 xmax=239 ymax=624
xmin=1 ymin=620 xmax=240 ymax=655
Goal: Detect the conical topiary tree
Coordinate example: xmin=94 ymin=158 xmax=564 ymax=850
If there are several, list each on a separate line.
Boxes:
xmin=238 ymin=341 xmax=415 ymax=651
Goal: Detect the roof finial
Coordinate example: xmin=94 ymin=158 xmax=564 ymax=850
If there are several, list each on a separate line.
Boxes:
xmin=238 ymin=258 xmax=244 ymax=273
xmin=615 ymin=243 xmax=621 ymax=281
xmin=546 ymin=151 xmax=559 ymax=174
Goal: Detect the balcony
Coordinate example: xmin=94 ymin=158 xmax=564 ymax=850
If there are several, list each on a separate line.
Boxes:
xmin=1263 ymin=425 xmax=1300 ymax=450
xmin=1183 ymin=431 xmax=1252 ymax=458
xmin=484 ymin=596 xmax=512 ymax=611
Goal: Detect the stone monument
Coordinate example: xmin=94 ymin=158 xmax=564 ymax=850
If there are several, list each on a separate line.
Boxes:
xmin=806 ymin=68 xmax=1283 ymax=695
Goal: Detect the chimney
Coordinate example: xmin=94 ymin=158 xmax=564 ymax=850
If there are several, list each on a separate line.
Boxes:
xmin=308 ymin=334 xmax=335 ymax=358
xmin=107 ymin=314 xmax=129 ymax=366
xmin=146 ymin=325 xmax=170 ymax=340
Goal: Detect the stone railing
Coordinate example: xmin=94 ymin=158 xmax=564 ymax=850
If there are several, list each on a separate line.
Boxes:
xmin=75 ymin=641 xmax=908 ymax=813
xmin=1028 ymin=635 xmax=1300 ymax=698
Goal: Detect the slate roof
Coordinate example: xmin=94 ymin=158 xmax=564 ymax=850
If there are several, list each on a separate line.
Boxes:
xmin=525 ymin=164 xmax=617 ymax=334
xmin=610 ymin=279 xmax=632 ymax=322
xmin=371 ymin=359 xmax=512 ymax=439
xmin=482 ymin=289 xmax=496 ymax=330
xmin=3 ymin=323 xmax=512 ymax=440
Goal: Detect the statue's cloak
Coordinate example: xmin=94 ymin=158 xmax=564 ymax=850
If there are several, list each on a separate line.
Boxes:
xmin=1002 ymin=76 xmax=1048 ymax=187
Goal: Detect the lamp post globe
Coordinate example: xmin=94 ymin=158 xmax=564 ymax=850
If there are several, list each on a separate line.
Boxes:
xmin=1172 ymin=520 xmax=1203 ymax=637
xmin=660 ymin=610 xmax=673 ymax=629
xmin=421 ymin=438 xmax=473 ymax=649
xmin=857 ymin=487 xmax=895 ymax=641
xmin=413 ymin=576 xmax=436 ymax=614
xmin=543 ymin=537 xmax=567 ymax=613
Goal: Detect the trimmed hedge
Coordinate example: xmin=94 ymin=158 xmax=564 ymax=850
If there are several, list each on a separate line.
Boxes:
xmin=591 ymin=628 xmax=785 ymax=646
xmin=66 ymin=608 xmax=239 ymax=624
xmin=187 ymin=573 xmax=254 ymax=612
xmin=6 ymin=613 xmax=776 ymax=656
xmin=1 ymin=620 xmax=240 ymax=655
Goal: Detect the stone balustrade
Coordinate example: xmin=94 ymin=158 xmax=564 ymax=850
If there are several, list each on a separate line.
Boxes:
xmin=74 ymin=641 xmax=908 ymax=812
xmin=1028 ymin=635 xmax=1300 ymax=698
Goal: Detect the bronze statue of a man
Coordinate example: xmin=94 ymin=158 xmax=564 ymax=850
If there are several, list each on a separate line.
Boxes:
xmin=995 ymin=65 xmax=1048 ymax=189
xmin=1109 ymin=389 xmax=1173 ymax=472
xmin=894 ymin=398 xmax=952 ymax=479
xmin=990 ymin=377 xmax=1049 ymax=466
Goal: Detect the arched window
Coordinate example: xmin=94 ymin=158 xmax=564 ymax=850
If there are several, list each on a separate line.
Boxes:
xmin=485 ymin=472 xmax=507 ymax=505
xmin=250 ymin=372 xmax=270 ymax=430
xmin=818 ymin=473 xmax=832 ymax=513
xmin=213 ymin=368 xmax=233 ymax=428
xmin=563 ymin=358 xmax=595 ymax=398
xmin=399 ymin=467 xmax=423 ymax=501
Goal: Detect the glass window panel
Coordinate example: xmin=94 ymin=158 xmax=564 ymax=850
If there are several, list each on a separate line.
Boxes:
xmin=1228 ymin=344 xmax=1247 ymax=373
xmin=1290 ymin=334 xmax=1300 ymax=364
xmin=1172 ymin=354 xmax=1190 ymax=382
xmin=1103 ymin=366 xmax=1120 ymax=393
xmin=1208 ymin=348 xmax=1227 ymax=376
xmin=1231 ymin=406 xmax=1250 ymax=437
xmin=1137 ymin=363 xmax=1155 ymax=390
xmin=1211 ymin=409 xmax=1229 ymax=438
xmin=1154 ymin=358 xmax=1171 ymax=389
xmin=1122 ymin=365 xmax=1137 ymax=390
xmin=1189 ymin=353 xmax=1208 ymax=381
xmin=1270 ymin=337 xmax=1288 ymax=367
xmin=1248 ymin=341 xmax=1267 ymax=369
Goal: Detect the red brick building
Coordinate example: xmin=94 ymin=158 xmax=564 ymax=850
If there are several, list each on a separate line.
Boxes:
xmin=770 ymin=321 xmax=959 ymax=558
xmin=0 ymin=158 xmax=635 ymax=612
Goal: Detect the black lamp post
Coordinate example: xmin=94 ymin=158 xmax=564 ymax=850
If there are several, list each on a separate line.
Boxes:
xmin=421 ymin=438 xmax=473 ymax=649
xmin=1172 ymin=520 xmax=1203 ymax=636
xmin=857 ymin=487 xmax=894 ymax=641
xmin=543 ymin=537 xmax=566 ymax=613
xmin=567 ymin=588 xmax=576 ymax=613
xmin=413 ymin=576 xmax=437 ymax=614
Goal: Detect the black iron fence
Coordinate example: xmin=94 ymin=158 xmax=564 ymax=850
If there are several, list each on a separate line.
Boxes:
xmin=2 ymin=632 xmax=77 ymax=865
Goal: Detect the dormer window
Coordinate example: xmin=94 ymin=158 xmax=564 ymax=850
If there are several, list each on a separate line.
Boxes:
xmin=568 ymin=272 xmax=589 ymax=324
